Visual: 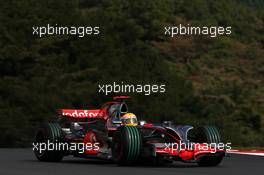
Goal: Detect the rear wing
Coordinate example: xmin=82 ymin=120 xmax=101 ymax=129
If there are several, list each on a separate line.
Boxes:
xmin=56 ymin=109 xmax=103 ymax=119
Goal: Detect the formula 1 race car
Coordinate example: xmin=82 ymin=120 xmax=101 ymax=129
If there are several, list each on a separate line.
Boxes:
xmin=33 ymin=96 xmax=226 ymax=166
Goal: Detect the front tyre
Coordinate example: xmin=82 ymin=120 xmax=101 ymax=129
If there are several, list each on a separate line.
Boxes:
xmin=112 ymin=126 xmax=142 ymax=165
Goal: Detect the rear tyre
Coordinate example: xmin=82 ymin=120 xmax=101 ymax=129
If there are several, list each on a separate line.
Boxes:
xmin=34 ymin=122 xmax=64 ymax=162
xmin=197 ymin=153 xmax=224 ymax=167
xmin=192 ymin=126 xmax=224 ymax=166
xmin=112 ymin=126 xmax=142 ymax=165
xmin=194 ymin=126 xmax=221 ymax=144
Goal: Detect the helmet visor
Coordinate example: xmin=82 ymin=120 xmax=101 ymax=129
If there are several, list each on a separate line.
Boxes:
xmin=121 ymin=118 xmax=138 ymax=125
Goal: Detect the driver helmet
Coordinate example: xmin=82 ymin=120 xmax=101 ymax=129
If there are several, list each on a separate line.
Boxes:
xmin=120 ymin=113 xmax=138 ymax=126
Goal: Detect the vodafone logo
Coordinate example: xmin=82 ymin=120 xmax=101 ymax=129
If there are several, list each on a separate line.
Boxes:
xmin=60 ymin=109 xmax=100 ymax=118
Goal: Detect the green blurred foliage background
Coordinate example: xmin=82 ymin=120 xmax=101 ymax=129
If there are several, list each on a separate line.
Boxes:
xmin=0 ymin=0 xmax=264 ymax=147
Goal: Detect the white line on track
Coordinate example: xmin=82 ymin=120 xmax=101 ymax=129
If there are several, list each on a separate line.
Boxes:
xmin=227 ymin=150 xmax=264 ymax=156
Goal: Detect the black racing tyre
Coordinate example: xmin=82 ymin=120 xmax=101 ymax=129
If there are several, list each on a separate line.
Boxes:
xmin=34 ymin=122 xmax=64 ymax=162
xmin=112 ymin=126 xmax=142 ymax=165
xmin=197 ymin=152 xmax=224 ymax=167
xmin=191 ymin=126 xmax=224 ymax=166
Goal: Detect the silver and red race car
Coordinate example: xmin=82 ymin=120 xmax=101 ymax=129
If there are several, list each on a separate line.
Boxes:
xmin=33 ymin=96 xmax=226 ymax=166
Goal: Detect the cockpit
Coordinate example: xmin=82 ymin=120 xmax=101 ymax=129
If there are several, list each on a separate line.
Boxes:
xmin=106 ymin=102 xmax=128 ymax=129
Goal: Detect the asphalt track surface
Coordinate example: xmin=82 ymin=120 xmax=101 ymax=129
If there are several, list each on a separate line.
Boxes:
xmin=0 ymin=149 xmax=263 ymax=175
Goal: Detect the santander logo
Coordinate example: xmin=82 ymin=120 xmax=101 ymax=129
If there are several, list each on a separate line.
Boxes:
xmin=60 ymin=109 xmax=100 ymax=118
